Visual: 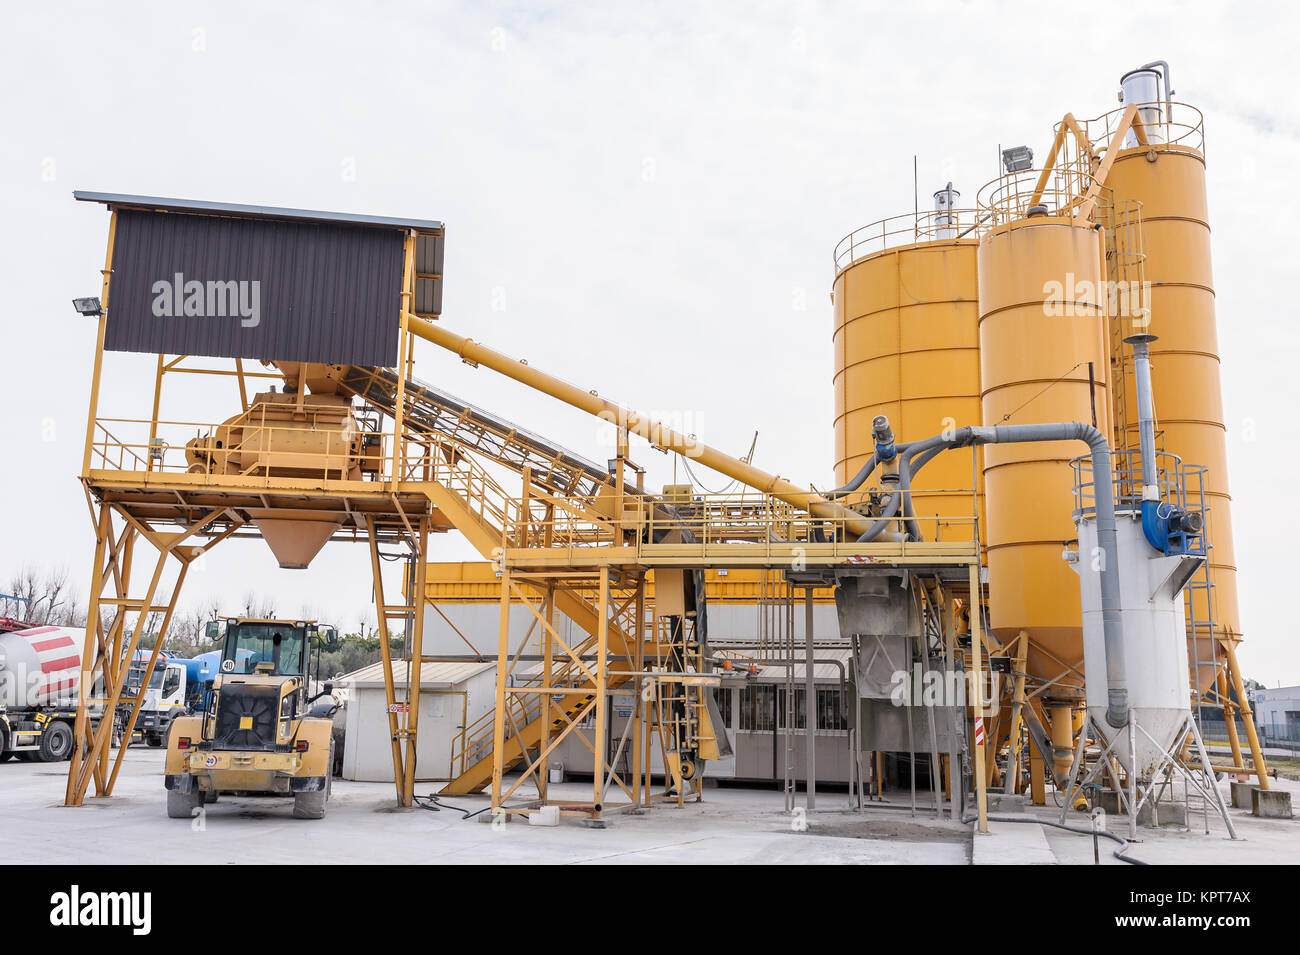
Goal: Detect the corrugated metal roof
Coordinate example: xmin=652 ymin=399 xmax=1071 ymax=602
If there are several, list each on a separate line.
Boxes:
xmin=74 ymin=191 xmax=443 ymax=232
xmin=340 ymin=659 xmax=494 ymax=689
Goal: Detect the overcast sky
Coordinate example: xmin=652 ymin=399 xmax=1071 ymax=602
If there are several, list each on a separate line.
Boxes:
xmin=2 ymin=2 xmax=1297 ymax=683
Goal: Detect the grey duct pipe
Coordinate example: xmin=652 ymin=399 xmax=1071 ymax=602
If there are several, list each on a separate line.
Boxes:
xmin=857 ymin=419 xmax=1129 ymax=728
xmin=855 ymin=489 xmax=903 ymax=543
xmin=1128 ymin=334 xmax=1159 ymax=491
xmin=1136 ymin=59 xmax=1174 ymax=116
xmin=898 ymin=444 xmax=947 ymax=542
xmin=828 ymin=452 xmax=878 ymax=498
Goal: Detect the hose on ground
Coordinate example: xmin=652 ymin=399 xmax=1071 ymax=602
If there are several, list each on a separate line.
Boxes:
xmin=963 ymin=811 xmax=1147 ymax=865
xmin=412 ymin=792 xmax=492 ymax=819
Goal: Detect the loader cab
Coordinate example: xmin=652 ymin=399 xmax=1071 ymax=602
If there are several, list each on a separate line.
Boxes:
xmin=204 ymin=618 xmax=338 ymax=687
xmin=223 ymin=621 xmax=308 ymax=677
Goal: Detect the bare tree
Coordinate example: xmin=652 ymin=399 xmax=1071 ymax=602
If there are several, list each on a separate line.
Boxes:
xmin=1 ymin=566 xmax=86 ymax=626
xmin=240 ymin=592 xmax=276 ymax=620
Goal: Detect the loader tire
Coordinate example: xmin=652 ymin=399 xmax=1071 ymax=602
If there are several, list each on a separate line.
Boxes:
xmin=168 ymin=786 xmax=202 ymax=819
xmin=293 ymin=789 xmax=327 ymax=819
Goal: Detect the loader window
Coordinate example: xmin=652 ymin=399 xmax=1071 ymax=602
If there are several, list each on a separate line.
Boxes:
xmin=224 ymin=624 xmax=306 ymax=676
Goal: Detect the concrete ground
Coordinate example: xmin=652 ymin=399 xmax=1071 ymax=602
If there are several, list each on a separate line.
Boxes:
xmin=1 ymin=748 xmax=1294 ymax=864
xmin=1028 ymin=776 xmax=1300 ymax=865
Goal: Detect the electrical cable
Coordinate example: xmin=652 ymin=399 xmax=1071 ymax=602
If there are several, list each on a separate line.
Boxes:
xmin=679 ymin=431 xmax=757 ymax=496
xmin=680 ymin=455 xmax=738 ymax=495
xmin=996 ymin=362 xmax=1084 ymax=424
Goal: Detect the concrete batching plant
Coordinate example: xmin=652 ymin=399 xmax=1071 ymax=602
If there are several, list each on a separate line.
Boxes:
xmin=59 ymin=59 xmax=1267 ymax=838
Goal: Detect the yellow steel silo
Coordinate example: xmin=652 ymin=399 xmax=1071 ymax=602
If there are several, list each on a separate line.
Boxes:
xmin=1102 ymin=81 xmax=1233 ymax=691
xmin=977 ymin=204 xmax=1110 ymax=693
xmin=832 ymin=194 xmax=983 ymax=545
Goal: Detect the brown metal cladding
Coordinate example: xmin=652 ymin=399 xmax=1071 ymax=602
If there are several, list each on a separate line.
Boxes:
xmin=104 ymin=208 xmax=408 ymax=366
xmin=414 ymin=232 xmax=445 ymax=317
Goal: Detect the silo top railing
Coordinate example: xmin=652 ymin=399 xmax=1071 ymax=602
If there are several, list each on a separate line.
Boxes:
xmin=1062 ymin=101 xmax=1205 ymax=157
xmin=977 ymin=101 xmax=1206 ymax=230
xmin=977 ymin=167 xmax=1098 ymax=227
xmin=832 ymin=207 xmax=982 ymax=276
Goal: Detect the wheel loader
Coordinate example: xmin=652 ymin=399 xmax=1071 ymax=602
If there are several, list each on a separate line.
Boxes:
xmin=163 ymin=618 xmax=337 ymax=819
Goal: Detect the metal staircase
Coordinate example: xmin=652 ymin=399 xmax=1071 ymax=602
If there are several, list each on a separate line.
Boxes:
xmin=443 ymin=585 xmax=639 ymax=794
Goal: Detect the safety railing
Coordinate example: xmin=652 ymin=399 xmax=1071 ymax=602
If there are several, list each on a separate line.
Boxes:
xmin=88 ymin=408 xmax=512 ymax=505
xmin=833 ymin=208 xmax=983 ymax=275
xmin=501 ymin=487 xmax=981 ymax=560
xmin=978 ymin=101 xmax=1204 ymax=231
xmin=1072 ymin=448 xmax=1191 ymax=512
xmin=1062 ymin=101 xmax=1205 ymax=156
xmin=977 ymin=166 xmax=1099 ymax=227
xmin=90 ymin=408 xmax=388 ymax=484
xmin=1071 ymin=449 xmax=1208 ymax=552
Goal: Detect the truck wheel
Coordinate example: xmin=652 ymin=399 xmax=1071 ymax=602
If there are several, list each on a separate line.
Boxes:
xmin=293 ymin=790 xmax=327 ymax=820
xmin=167 ymin=787 xmax=202 ymax=819
xmin=147 ymin=734 xmax=163 ymax=748
xmin=202 ymin=789 xmax=219 ymax=805
xmin=38 ymin=722 xmax=74 ymax=762
xmin=0 ymin=724 xmax=11 ymax=761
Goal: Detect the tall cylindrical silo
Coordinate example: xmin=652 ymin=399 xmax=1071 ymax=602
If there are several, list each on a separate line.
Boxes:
xmin=1103 ymin=90 xmax=1233 ymax=693
xmin=833 ymin=203 xmax=983 ymax=545
xmin=978 ymin=212 xmax=1111 ymax=692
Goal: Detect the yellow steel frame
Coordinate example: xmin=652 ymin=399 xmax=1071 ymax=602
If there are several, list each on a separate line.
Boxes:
xmin=71 ymin=208 xmax=997 ymax=831
xmin=439 ymin=454 xmax=986 ymax=826
xmin=67 ymin=226 xmax=450 ymax=808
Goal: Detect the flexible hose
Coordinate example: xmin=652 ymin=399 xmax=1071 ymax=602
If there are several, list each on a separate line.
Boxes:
xmin=827 ymin=452 xmax=879 ymax=499
xmin=856 ymin=490 xmax=903 ymax=542
xmin=412 ymin=792 xmax=493 ymax=819
xmin=963 ymin=812 xmax=1147 ymax=865
xmin=896 ymin=443 xmax=950 ymax=542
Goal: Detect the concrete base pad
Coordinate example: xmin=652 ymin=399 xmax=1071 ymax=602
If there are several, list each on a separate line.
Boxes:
xmin=1092 ymin=790 xmax=1187 ymax=827
xmin=1252 ymin=788 xmax=1293 ymax=819
xmin=987 ymin=793 xmax=1025 ymax=814
xmin=973 ymin=818 xmax=1057 ymax=865
xmin=1231 ymin=780 xmax=1257 ymax=809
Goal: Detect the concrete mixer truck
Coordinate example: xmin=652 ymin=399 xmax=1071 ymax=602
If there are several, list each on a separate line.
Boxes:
xmin=0 ymin=623 xmax=105 ymax=762
xmin=125 ymin=651 xmax=217 ymax=747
